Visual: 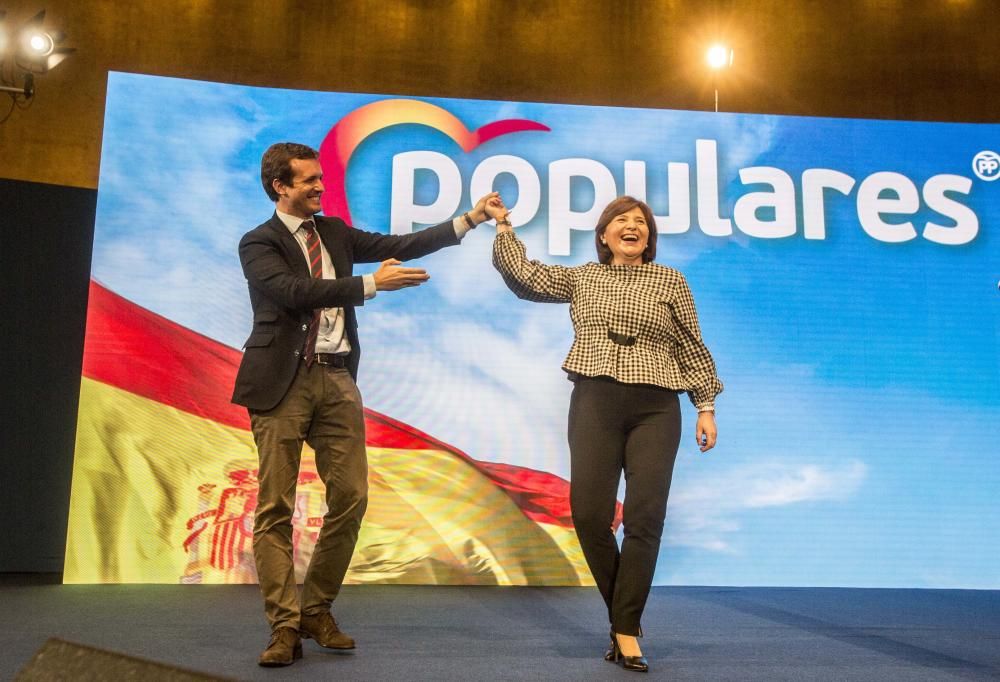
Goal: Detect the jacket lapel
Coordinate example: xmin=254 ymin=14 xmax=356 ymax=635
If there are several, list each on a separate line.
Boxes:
xmin=266 ymin=213 xmax=310 ymax=277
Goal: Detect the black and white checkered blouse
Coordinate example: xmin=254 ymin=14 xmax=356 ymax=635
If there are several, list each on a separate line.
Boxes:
xmin=493 ymin=230 xmax=723 ymax=411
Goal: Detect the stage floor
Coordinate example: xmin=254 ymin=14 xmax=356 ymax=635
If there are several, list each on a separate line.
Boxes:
xmin=4 ymin=581 xmax=999 ymax=680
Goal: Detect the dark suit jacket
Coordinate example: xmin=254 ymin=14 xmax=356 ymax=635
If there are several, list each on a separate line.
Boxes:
xmin=231 ymin=213 xmax=460 ymax=411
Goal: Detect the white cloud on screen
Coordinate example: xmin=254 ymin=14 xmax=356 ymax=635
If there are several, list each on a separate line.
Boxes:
xmin=92 ymin=80 xmax=271 ymax=347
xmin=722 ymin=113 xmax=779 ymax=171
xmin=666 ymin=459 xmax=868 ymax=553
xmin=358 ymin=303 xmax=576 ymax=478
xmin=491 ymin=100 xmax=527 ymax=122
xmin=97 ymin=233 xmax=251 ymax=347
xmin=422 ymin=230 xmax=513 ymax=307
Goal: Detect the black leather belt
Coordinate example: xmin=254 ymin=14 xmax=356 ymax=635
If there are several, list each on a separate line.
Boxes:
xmin=313 ymin=352 xmax=347 ymax=367
xmin=607 ymin=330 xmax=637 ymax=346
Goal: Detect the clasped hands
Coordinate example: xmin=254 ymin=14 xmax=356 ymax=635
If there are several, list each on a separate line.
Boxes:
xmin=483 ymin=194 xmax=511 ymax=230
xmin=373 ymin=192 xmax=509 ymax=291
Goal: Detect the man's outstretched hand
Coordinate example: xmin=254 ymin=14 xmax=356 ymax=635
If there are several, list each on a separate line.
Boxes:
xmin=373 ymin=259 xmax=430 ymax=291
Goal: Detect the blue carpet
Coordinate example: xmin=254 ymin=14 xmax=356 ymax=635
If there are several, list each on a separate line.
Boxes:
xmin=3 ymin=583 xmax=998 ymax=680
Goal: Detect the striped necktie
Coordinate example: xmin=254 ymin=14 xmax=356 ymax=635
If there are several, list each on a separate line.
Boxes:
xmin=301 ymin=220 xmax=322 ymax=366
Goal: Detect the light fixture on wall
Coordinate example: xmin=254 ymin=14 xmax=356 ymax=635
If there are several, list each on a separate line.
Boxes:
xmin=1 ymin=9 xmax=75 ymax=123
xmin=706 ymin=43 xmax=734 ymax=113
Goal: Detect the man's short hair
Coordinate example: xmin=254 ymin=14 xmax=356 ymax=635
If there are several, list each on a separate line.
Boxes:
xmin=260 ymin=142 xmax=319 ymax=202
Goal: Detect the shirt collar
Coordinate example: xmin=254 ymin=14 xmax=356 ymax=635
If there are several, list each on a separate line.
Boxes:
xmin=275 ymin=209 xmax=316 ymax=234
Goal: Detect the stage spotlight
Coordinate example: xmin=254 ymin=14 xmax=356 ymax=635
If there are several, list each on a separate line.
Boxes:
xmin=706 ymin=43 xmax=734 ymax=113
xmin=27 ymin=31 xmax=54 ymax=56
xmin=1 ymin=9 xmax=74 ymax=119
xmin=707 ymin=44 xmax=733 ymax=70
xmin=14 ymin=11 xmax=73 ymax=73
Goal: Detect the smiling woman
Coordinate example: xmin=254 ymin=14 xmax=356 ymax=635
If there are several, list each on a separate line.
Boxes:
xmin=594 ymin=197 xmax=657 ymax=266
xmin=489 ymin=194 xmax=723 ymax=672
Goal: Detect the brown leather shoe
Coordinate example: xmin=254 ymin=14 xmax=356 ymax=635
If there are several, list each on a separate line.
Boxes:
xmin=299 ymin=611 xmax=356 ymax=650
xmin=258 ymin=626 xmax=302 ymax=667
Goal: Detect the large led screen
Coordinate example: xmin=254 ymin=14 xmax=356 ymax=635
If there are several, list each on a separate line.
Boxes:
xmin=66 ymin=72 xmax=1000 ymax=587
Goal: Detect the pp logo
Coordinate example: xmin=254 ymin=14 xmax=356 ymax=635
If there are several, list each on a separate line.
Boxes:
xmin=972 ymin=150 xmax=1000 ymax=181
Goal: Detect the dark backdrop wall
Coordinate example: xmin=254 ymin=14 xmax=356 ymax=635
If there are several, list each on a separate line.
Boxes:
xmin=1 ymin=178 xmax=95 ymax=571
xmin=1 ymin=0 xmax=997 ymax=573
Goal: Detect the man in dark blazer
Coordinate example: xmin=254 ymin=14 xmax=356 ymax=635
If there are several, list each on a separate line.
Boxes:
xmin=233 ymin=142 xmax=495 ymax=666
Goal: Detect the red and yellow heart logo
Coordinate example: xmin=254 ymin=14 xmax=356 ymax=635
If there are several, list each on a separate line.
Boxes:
xmin=318 ymin=99 xmax=550 ymax=222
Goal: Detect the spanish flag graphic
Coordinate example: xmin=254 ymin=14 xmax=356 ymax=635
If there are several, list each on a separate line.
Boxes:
xmin=65 ymin=283 xmax=620 ymax=585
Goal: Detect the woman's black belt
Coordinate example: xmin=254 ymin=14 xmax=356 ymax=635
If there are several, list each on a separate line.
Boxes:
xmin=607 ymin=330 xmax=637 ymax=346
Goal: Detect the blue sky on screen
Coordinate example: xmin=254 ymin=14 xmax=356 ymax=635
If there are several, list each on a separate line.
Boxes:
xmin=92 ymin=72 xmax=999 ymax=588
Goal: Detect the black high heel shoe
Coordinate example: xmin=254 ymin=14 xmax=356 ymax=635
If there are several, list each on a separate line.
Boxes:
xmin=604 ymin=629 xmax=616 ymax=661
xmin=606 ymin=630 xmax=649 ymax=673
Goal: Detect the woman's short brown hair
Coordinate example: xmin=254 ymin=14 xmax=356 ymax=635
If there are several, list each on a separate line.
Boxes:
xmin=594 ymin=196 xmax=658 ymax=264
